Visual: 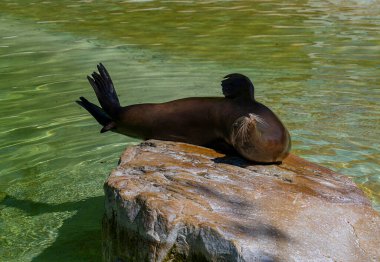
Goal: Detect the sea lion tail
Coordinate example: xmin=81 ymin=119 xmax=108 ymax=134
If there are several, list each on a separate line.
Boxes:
xmin=76 ymin=96 xmax=115 ymax=133
xmin=87 ymin=63 xmax=120 ymax=116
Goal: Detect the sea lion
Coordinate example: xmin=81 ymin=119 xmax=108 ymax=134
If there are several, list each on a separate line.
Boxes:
xmin=76 ymin=63 xmax=291 ymax=163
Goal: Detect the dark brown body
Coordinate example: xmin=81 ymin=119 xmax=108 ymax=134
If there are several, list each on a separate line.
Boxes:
xmin=77 ymin=64 xmax=291 ymax=163
xmin=113 ymin=97 xmax=290 ymax=162
xmin=114 ymin=97 xmax=228 ymax=144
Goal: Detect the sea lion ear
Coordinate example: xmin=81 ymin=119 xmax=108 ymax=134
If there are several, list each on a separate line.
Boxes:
xmin=221 ymin=73 xmax=254 ymax=100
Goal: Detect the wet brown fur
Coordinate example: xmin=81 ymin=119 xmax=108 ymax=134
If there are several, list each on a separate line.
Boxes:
xmin=77 ymin=64 xmax=291 ymax=163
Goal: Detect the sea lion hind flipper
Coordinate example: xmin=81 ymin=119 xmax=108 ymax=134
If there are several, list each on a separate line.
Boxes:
xmin=221 ymin=73 xmax=254 ymax=100
xmin=100 ymin=122 xmax=116 ymax=133
xmin=87 ymin=63 xmax=120 ymax=116
xmin=76 ymin=97 xmax=115 ymax=133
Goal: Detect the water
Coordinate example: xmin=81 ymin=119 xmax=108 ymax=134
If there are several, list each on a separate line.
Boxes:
xmin=0 ymin=0 xmax=379 ymax=261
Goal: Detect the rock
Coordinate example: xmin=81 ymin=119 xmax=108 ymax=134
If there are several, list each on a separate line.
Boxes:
xmin=102 ymin=140 xmax=380 ymax=262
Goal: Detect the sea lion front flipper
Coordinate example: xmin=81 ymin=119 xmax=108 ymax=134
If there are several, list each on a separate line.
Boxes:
xmin=221 ymin=73 xmax=254 ymax=100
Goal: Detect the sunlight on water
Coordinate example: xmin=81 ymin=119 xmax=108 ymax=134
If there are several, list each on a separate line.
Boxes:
xmin=0 ymin=0 xmax=379 ymax=261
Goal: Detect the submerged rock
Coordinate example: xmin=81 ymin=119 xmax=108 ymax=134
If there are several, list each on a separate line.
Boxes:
xmin=102 ymin=140 xmax=380 ymax=262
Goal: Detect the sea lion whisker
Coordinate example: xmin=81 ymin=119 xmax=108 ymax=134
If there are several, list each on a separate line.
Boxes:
xmin=249 ymin=113 xmax=269 ymax=128
xmin=234 ymin=117 xmax=252 ymax=142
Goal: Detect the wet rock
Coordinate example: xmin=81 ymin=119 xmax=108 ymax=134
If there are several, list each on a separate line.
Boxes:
xmin=102 ymin=140 xmax=380 ymax=262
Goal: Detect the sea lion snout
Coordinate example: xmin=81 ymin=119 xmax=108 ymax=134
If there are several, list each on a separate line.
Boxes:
xmin=230 ymin=112 xmax=289 ymax=163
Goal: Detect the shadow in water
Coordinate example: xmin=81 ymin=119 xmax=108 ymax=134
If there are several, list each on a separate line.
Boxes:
xmin=3 ymin=195 xmax=104 ymax=262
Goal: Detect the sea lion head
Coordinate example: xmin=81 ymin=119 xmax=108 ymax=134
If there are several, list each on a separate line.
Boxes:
xmin=230 ymin=113 xmax=289 ymax=163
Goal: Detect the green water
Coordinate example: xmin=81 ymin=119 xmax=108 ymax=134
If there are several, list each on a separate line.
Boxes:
xmin=0 ymin=0 xmax=379 ymax=261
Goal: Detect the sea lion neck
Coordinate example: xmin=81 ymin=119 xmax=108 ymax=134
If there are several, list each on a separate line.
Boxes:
xmin=232 ymin=95 xmax=256 ymax=106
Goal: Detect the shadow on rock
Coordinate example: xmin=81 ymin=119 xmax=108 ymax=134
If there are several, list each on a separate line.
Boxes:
xmin=188 ymin=181 xmax=291 ymax=242
xmin=212 ymin=155 xmax=282 ymax=168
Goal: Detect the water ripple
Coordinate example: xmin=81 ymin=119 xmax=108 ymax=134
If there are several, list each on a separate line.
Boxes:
xmin=0 ymin=1 xmax=379 ymax=260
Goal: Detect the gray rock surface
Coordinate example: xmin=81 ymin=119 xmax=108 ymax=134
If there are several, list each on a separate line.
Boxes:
xmin=102 ymin=140 xmax=380 ymax=262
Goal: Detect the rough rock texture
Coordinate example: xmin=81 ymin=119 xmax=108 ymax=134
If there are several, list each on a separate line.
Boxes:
xmin=102 ymin=140 xmax=380 ymax=262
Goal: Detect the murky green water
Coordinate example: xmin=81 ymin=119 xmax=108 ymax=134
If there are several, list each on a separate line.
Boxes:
xmin=0 ymin=0 xmax=379 ymax=261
